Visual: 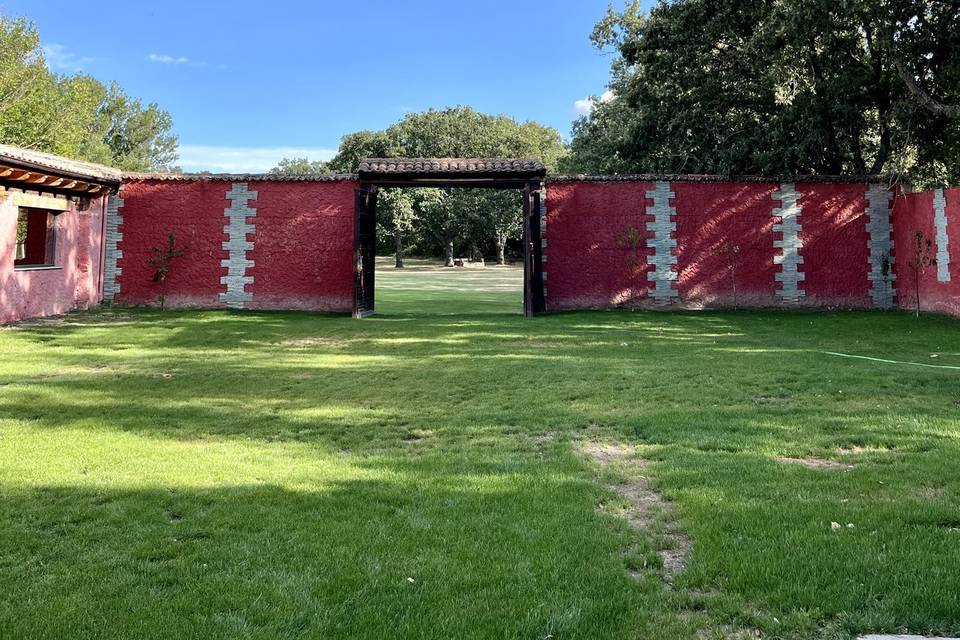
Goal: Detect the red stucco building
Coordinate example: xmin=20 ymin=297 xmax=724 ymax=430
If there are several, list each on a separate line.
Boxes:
xmin=0 ymin=145 xmax=120 ymax=324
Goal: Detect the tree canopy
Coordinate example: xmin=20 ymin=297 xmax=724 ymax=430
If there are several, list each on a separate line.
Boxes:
xmin=269 ymin=107 xmax=566 ymax=265
xmin=566 ymin=0 xmax=960 ymax=187
xmin=323 ymin=106 xmax=566 ymax=173
xmin=267 ymin=157 xmax=331 ymax=176
xmin=0 ymin=13 xmax=178 ymax=171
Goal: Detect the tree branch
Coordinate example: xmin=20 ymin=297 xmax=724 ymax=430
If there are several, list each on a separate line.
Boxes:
xmin=894 ymin=56 xmax=960 ymax=118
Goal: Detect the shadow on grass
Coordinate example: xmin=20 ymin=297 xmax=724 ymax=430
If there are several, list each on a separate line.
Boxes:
xmin=3 ymin=306 xmax=960 ymax=637
xmin=0 ymin=476 xmax=649 ymax=640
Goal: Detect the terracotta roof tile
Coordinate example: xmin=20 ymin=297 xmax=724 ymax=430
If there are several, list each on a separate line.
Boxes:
xmin=548 ymin=173 xmax=895 ymax=185
xmin=358 ymin=157 xmax=545 ymax=175
xmin=123 ymin=172 xmax=357 ymax=182
xmin=0 ymin=144 xmax=122 ymax=183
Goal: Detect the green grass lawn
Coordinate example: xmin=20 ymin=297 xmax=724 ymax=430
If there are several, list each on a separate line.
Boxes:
xmin=1 ymin=259 xmax=959 ymax=639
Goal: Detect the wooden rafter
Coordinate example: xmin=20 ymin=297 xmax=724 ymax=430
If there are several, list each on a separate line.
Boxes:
xmin=0 ymin=161 xmax=118 ymax=196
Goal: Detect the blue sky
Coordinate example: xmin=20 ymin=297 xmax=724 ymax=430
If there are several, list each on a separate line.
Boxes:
xmin=6 ymin=0 xmax=645 ymax=172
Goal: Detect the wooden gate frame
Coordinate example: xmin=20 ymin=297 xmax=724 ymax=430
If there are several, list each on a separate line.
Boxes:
xmin=354 ymin=159 xmax=547 ymax=318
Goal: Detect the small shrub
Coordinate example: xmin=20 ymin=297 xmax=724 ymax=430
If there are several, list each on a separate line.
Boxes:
xmin=147 ymin=232 xmax=186 ymax=310
xmin=717 ymin=241 xmax=741 ymax=309
xmin=617 ymin=224 xmax=643 ymax=272
xmin=906 ymin=231 xmax=936 ymax=317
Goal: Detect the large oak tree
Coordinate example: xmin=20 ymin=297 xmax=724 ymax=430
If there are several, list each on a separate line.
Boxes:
xmin=566 ymin=0 xmax=960 ymax=187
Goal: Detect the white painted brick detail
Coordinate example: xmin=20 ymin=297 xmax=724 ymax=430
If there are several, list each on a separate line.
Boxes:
xmin=540 ymin=185 xmax=547 ymax=299
xmin=103 ymin=192 xmax=124 ymax=302
xmin=644 ymin=181 xmax=678 ymax=303
xmin=865 ymin=184 xmax=896 ymax=308
xmin=219 ymin=183 xmax=257 ymax=308
xmin=772 ymin=183 xmax=805 ymax=304
xmin=933 ymin=189 xmax=951 ymax=282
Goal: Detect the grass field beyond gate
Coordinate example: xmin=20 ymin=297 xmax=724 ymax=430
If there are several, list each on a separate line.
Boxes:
xmin=1 ymin=260 xmax=959 ymax=639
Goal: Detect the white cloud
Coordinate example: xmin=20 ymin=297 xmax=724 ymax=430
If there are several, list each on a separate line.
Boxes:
xmin=148 ymin=53 xmax=191 ymax=65
xmin=574 ymin=90 xmax=616 ymax=117
xmin=574 ymin=98 xmax=594 ymax=117
xmin=178 ymin=145 xmax=337 ymax=173
xmin=42 ymin=44 xmax=94 ymax=72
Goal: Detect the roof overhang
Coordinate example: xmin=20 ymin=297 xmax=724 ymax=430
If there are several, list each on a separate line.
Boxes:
xmin=0 ymin=145 xmax=122 ymax=199
xmin=358 ymin=158 xmax=545 ymax=189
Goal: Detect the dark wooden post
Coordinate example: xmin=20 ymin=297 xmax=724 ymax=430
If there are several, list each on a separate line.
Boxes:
xmin=353 ymin=183 xmax=377 ymax=318
xmin=522 ymin=180 xmax=546 ymax=316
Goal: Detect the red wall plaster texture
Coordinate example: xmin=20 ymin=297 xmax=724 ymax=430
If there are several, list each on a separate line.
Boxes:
xmin=546 ymin=180 xmax=893 ymax=312
xmin=795 ymin=183 xmax=873 ymax=307
xmin=116 ymin=180 xmax=229 ymax=307
xmin=893 ymin=188 xmax=960 ymax=316
xmin=546 ymin=181 xmax=654 ymax=309
xmin=673 ymin=182 xmax=779 ymax=306
xmin=246 ymin=181 xmax=355 ymax=311
xmin=113 ymin=179 xmax=356 ymax=312
xmin=0 ymin=193 xmax=106 ymax=324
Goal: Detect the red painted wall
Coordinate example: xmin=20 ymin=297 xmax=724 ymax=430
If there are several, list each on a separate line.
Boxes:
xmin=546 ymin=180 xmax=890 ymax=311
xmin=246 ymin=181 xmax=355 ymax=311
xmin=113 ymin=178 xmax=356 ymax=312
xmin=893 ymin=188 xmax=960 ymax=316
xmin=546 ymin=181 xmax=654 ymax=308
xmin=674 ymin=182 xmax=779 ymax=306
xmin=103 ymin=177 xmax=957 ymax=318
xmin=116 ymin=180 xmax=227 ymax=307
xmin=796 ymin=183 xmax=873 ymax=307
xmin=0 ymin=193 xmax=106 ymax=324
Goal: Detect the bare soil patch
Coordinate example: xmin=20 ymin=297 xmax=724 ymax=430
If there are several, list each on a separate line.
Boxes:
xmin=280 ymin=336 xmax=345 ymax=348
xmin=835 ymin=445 xmax=897 ymax=455
xmin=529 ymin=431 xmax=557 ymax=445
xmin=578 ymin=441 xmax=691 ymax=582
xmin=914 ymin=485 xmax=946 ymax=500
xmin=776 ymin=456 xmax=854 ymax=470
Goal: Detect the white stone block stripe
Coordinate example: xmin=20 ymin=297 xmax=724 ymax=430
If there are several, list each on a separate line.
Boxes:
xmin=772 ymin=183 xmax=805 ymax=304
xmin=540 ymin=185 xmax=547 ymax=299
xmin=644 ymin=181 xmax=678 ymax=303
xmin=865 ymin=184 xmax=896 ymax=308
xmin=103 ymin=191 xmax=124 ymax=302
xmin=219 ymin=183 xmax=257 ymax=308
xmin=933 ymin=188 xmax=951 ymax=282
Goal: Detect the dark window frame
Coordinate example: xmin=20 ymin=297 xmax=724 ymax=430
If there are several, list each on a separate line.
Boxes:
xmin=13 ymin=207 xmax=60 ymax=271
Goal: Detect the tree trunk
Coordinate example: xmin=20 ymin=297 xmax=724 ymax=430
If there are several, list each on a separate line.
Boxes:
xmin=915 ymin=269 xmax=921 ymax=318
xmin=394 ymin=230 xmax=404 ymax=268
xmin=495 ymin=232 xmax=506 ymax=265
xmin=809 ymin=53 xmax=843 ymax=174
xmin=444 ymin=239 xmax=454 ymax=267
xmin=730 ymin=263 xmax=737 ymax=310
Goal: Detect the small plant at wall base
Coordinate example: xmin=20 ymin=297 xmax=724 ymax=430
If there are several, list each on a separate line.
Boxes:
xmin=147 ymin=232 xmax=186 ymax=310
xmin=616 ymin=224 xmax=643 ymax=272
xmin=718 ymin=241 xmax=742 ymax=309
xmin=906 ymin=231 xmax=936 ymax=318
